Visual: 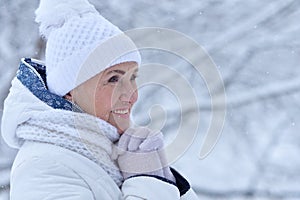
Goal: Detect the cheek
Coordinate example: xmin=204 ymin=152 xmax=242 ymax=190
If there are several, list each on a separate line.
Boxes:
xmin=94 ymin=88 xmax=113 ymax=120
xmin=130 ymin=82 xmax=139 ymax=103
xmin=131 ymin=90 xmax=138 ymax=104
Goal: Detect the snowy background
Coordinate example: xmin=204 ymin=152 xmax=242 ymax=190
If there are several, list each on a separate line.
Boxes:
xmin=1 ymin=0 xmax=300 ymax=199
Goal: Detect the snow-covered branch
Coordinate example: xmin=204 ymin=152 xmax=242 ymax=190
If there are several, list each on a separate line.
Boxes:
xmin=194 ymin=77 xmax=300 ymax=111
xmin=207 ymin=0 xmax=298 ymax=52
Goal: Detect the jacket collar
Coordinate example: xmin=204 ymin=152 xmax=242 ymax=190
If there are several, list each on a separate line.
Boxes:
xmin=17 ymin=58 xmax=82 ymax=112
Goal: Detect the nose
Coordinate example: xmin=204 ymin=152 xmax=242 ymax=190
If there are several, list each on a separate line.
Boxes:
xmin=118 ymin=81 xmax=138 ymax=104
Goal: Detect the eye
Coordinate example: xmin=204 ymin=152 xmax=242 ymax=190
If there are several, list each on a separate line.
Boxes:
xmin=131 ymin=74 xmax=138 ymax=81
xmin=108 ymin=75 xmax=119 ymax=83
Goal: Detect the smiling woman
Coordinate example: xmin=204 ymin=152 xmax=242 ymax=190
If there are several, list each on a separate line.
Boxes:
xmin=0 ymin=0 xmax=199 ymax=199
xmin=65 ymin=62 xmax=139 ymax=134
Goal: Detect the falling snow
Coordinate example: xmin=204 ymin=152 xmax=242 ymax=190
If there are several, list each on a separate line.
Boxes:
xmin=1 ymin=0 xmax=300 ymax=199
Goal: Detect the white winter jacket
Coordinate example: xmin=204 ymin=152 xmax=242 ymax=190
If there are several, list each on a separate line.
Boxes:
xmin=1 ymin=58 xmax=199 ymax=199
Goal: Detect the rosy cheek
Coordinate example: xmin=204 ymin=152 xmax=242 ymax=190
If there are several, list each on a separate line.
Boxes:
xmin=130 ymin=90 xmax=138 ymax=104
xmin=95 ymin=103 xmax=111 ymax=121
xmin=94 ymin=92 xmax=110 ymax=118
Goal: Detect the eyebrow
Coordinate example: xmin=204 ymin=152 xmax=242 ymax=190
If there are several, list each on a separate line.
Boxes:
xmin=106 ymin=68 xmax=138 ymax=75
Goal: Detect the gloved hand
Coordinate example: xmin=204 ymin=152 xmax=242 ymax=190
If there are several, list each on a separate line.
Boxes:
xmin=116 ymin=127 xmax=176 ymax=182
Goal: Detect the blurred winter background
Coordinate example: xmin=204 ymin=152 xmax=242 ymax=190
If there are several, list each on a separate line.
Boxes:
xmin=1 ymin=0 xmax=299 ymax=199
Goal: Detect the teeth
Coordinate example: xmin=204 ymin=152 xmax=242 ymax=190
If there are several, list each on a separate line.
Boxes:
xmin=113 ymin=109 xmax=129 ymax=114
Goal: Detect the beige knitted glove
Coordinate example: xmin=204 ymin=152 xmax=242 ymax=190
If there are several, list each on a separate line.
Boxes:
xmin=117 ymin=127 xmax=176 ymax=182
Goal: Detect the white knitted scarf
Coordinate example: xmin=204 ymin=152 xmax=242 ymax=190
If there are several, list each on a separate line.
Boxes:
xmin=16 ymin=109 xmax=124 ymax=186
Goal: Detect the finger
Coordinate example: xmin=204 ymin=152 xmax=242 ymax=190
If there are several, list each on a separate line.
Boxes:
xmin=139 ymin=131 xmax=164 ymax=151
xmin=134 ymin=127 xmax=151 ymax=138
xmin=127 ymin=127 xmax=150 ymax=151
xmin=120 ymin=127 xmax=152 ymax=152
xmin=128 ymin=136 xmax=143 ymax=151
xmin=118 ymin=128 xmax=135 ymax=151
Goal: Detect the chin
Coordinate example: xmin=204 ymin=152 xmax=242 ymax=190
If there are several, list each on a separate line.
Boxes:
xmin=117 ymin=126 xmax=130 ymax=134
xmin=117 ymin=129 xmax=125 ymax=134
xmin=116 ymin=122 xmax=130 ymax=134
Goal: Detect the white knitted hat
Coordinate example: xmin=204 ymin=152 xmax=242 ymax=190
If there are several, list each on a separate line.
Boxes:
xmin=35 ymin=0 xmax=141 ymax=96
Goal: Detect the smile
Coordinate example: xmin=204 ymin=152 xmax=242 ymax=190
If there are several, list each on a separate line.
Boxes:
xmin=112 ymin=109 xmax=129 ymax=115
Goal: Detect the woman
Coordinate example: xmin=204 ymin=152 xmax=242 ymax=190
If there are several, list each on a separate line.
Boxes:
xmin=1 ymin=0 xmax=199 ymax=199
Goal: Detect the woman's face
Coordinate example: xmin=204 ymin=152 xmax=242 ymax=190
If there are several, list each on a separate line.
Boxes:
xmin=67 ymin=62 xmax=139 ymax=134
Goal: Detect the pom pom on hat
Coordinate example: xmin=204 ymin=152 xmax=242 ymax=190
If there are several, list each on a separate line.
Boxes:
xmin=35 ymin=0 xmax=98 ymax=39
xmin=35 ymin=0 xmax=141 ymax=96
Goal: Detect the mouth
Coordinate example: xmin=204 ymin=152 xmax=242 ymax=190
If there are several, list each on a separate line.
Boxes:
xmin=112 ymin=108 xmax=130 ymax=118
